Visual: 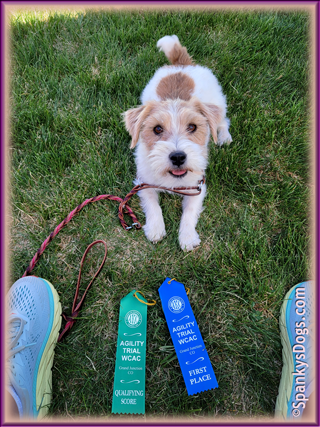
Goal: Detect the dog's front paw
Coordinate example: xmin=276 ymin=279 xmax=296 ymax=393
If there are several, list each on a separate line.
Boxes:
xmin=217 ymin=130 xmax=232 ymax=146
xmin=179 ymin=229 xmax=201 ymax=251
xmin=143 ymin=221 xmax=166 ymax=243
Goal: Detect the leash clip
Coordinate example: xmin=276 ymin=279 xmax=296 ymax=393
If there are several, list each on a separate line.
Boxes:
xmin=198 ymin=179 xmax=205 ymax=192
xmin=126 ymin=222 xmax=140 ymax=230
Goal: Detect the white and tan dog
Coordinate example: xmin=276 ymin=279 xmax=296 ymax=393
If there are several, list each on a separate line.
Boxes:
xmin=124 ymin=35 xmax=232 ymax=251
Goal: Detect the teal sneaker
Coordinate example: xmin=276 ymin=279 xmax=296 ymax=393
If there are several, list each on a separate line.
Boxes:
xmin=275 ymin=281 xmax=315 ymax=420
xmin=6 ymin=276 xmax=62 ymax=418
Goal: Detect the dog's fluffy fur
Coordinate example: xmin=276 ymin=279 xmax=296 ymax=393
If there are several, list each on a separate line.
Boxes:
xmin=124 ymin=35 xmax=232 ymax=251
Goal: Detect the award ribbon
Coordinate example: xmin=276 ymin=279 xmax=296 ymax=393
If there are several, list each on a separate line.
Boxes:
xmin=111 ymin=290 xmax=155 ymax=414
xmin=158 ymin=278 xmax=218 ymax=395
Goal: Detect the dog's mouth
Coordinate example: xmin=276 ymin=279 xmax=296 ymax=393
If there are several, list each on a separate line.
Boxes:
xmin=169 ymin=169 xmax=188 ymax=178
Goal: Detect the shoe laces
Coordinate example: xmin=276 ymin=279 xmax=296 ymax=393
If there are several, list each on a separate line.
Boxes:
xmin=7 ymin=316 xmax=35 ymax=360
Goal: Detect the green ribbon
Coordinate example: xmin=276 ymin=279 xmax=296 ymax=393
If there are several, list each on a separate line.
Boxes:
xmin=111 ymin=290 xmax=148 ymax=414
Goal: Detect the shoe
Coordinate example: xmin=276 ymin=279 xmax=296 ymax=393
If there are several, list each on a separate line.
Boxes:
xmin=6 ymin=276 xmax=62 ymax=418
xmin=275 ymin=281 xmax=315 ymax=420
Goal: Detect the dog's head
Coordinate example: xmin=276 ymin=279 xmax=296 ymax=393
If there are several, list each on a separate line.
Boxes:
xmin=123 ymin=97 xmax=222 ymax=181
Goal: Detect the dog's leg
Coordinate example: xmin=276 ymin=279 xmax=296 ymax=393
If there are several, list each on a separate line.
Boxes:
xmin=179 ymin=184 xmax=207 ymax=251
xmin=139 ymin=188 xmax=166 ymax=243
xmin=217 ymin=118 xmax=232 ymax=146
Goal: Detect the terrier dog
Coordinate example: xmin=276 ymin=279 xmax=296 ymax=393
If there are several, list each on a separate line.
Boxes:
xmin=124 ymin=35 xmax=232 ymax=251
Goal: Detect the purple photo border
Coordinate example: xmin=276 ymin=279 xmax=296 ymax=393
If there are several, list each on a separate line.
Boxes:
xmin=1 ymin=1 xmax=8 ymax=427
xmin=316 ymin=2 xmax=319 ymax=427
xmin=0 ymin=1 xmax=318 ymax=426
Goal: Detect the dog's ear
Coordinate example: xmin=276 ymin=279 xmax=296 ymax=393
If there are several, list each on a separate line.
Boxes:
xmin=123 ymin=101 xmax=158 ymax=148
xmin=123 ymin=105 xmax=146 ymax=149
xmin=192 ymin=99 xmax=222 ymax=143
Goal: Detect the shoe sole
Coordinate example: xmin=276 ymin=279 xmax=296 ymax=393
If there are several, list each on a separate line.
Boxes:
xmin=275 ymin=281 xmax=311 ymax=420
xmin=275 ymin=285 xmax=295 ymax=419
xmin=33 ymin=279 xmax=62 ymax=418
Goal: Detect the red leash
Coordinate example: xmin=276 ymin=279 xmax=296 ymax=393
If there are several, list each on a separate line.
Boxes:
xmin=57 ymin=240 xmax=108 ymax=342
xmin=22 ymin=178 xmax=205 ymax=340
xmin=22 ymin=178 xmax=205 ymax=277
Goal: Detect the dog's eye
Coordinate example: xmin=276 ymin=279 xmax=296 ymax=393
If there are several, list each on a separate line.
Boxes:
xmin=153 ymin=125 xmax=163 ymax=135
xmin=187 ymin=124 xmax=197 ymax=133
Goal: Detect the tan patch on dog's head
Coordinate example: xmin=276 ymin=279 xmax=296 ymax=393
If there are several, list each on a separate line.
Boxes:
xmin=123 ymin=98 xmax=223 ymax=150
xmin=139 ymin=106 xmax=172 ymax=151
xmin=156 ymin=72 xmax=195 ymax=101
xmin=191 ymin=98 xmax=223 ymax=143
xmin=139 ymin=99 xmax=212 ymax=151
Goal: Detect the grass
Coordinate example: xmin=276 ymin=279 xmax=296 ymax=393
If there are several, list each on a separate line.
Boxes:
xmin=9 ymin=7 xmax=311 ymax=420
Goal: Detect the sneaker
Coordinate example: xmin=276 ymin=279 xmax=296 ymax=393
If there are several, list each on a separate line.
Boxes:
xmin=275 ymin=281 xmax=315 ymax=420
xmin=6 ymin=276 xmax=62 ymax=418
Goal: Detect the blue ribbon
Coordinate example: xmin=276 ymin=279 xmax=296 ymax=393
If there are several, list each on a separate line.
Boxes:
xmin=158 ymin=278 xmax=218 ymax=395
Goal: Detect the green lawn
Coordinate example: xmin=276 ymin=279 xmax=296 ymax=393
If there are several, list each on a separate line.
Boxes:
xmin=9 ymin=8 xmax=311 ymax=420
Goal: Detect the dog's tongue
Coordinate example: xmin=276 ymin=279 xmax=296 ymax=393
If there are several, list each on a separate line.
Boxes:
xmin=171 ymin=170 xmax=187 ymax=176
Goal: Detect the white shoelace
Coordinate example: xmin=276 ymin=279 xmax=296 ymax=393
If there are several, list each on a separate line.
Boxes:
xmin=8 ymin=317 xmax=35 ymax=360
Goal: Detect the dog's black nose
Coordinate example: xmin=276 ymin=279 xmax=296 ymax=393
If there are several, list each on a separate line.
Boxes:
xmin=169 ymin=151 xmax=187 ymax=167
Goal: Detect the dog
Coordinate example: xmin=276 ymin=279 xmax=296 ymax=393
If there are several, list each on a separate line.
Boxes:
xmin=123 ymin=35 xmax=232 ymax=251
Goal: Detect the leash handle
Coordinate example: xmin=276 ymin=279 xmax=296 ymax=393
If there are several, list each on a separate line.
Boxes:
xmin=57 ymin=240 xmax=108 ymax=342
xmin=22 ymin=193 xmax=138 ymax=277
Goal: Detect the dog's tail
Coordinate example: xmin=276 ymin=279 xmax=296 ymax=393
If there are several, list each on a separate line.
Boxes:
xmin=157 ymin=35 xmax=194 ymax=66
